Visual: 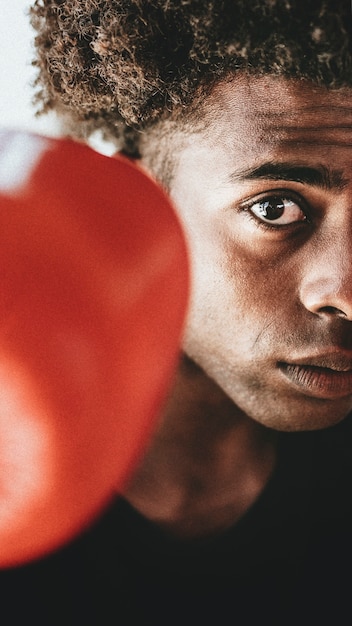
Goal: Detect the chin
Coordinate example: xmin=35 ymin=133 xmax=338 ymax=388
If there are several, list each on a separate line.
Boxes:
xmin=252 ymin=402 xmax=352 ymax=433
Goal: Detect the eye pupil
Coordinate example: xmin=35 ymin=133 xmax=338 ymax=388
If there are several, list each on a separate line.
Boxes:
xmin=258 ymin=198 xmax=285 ymax=221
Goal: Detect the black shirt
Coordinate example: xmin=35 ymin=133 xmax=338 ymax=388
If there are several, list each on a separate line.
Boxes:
xmin=2 ymin=415 xmax=352 ymax=625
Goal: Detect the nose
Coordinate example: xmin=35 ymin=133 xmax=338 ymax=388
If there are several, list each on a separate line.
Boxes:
xmin=299 ymin=233 xmax=352 ymax=321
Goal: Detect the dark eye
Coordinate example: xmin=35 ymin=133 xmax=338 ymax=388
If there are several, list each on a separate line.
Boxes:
xmin=249 ymin=196 xmax=307 ymax=226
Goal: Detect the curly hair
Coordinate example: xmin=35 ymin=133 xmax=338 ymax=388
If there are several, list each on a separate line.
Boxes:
xmin=30 ymin=0 xmax=352 ymax=156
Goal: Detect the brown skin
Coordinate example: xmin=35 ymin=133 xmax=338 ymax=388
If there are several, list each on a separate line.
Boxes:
xmin=125 ymin=75 xmax=352 ymax=538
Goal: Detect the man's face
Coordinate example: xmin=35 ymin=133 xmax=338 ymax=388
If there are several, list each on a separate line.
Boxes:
xmin=166 ymin=75 xmax=352 ymax=431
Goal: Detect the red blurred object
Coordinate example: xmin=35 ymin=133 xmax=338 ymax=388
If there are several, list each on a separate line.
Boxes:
xmin=0 ymin=129 xmax=188 ymax=568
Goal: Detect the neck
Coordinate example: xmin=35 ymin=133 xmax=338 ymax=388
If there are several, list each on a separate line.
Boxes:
xmin=124 ymin=356 xmax=277 ymax=539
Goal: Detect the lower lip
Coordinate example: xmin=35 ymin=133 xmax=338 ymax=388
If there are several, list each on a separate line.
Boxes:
xmin=278 ymin=363 xmax=352 ymax=399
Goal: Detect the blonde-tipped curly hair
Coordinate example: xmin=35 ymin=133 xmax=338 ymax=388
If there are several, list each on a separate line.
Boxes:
xmin=30 ymin=0 xmax=352 ymax=156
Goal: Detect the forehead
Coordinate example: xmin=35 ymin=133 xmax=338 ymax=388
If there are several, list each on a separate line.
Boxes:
xmin=199 ymin=75 xmax=352 ymax=155
xmin=167 ymin=75 xmax=352 ymax=210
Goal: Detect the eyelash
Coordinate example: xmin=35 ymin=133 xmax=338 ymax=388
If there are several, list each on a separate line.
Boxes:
xmin=240 ymin=190 xmax=310 ymax=231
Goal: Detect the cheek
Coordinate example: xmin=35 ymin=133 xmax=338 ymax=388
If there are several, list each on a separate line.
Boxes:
xmin=185 ymin=241 xmax=273 ymax=355
xmin=183 ymin=223 xmax=300 ymax=366
xmin=171 ymin=173 xmax=300 ymax=363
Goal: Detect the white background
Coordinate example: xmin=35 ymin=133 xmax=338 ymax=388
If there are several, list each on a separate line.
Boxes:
xmin=0 ymin=0 xmax=59 ymax=135
xmin=0 ymin=1 xmax=116 ymax=153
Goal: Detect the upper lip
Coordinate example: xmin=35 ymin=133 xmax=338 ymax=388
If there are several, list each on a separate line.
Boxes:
xmin=280 ymin=353 xmax=352 ymax=372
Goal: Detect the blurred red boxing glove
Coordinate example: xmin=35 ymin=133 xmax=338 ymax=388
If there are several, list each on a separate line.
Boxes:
xmin=0 ymin=129 xmax=188 ymax=568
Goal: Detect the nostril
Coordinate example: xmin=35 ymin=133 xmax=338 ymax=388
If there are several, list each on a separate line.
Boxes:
xmin=318 ymin=306 xmax=347 ymax=317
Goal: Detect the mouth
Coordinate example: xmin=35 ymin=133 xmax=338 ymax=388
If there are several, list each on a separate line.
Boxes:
xmin=278 ymin=355 xmax=352 ymax=399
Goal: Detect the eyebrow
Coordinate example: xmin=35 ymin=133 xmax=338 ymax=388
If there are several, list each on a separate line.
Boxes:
xmin=229 ymin=161 xmax=349 ymax=190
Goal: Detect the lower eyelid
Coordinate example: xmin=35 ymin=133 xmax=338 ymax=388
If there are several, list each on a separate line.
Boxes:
xmin=242 ymin=207 xmax=308 ymax=232
xmin=243 ymin=194 xmax=308 ymax=224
